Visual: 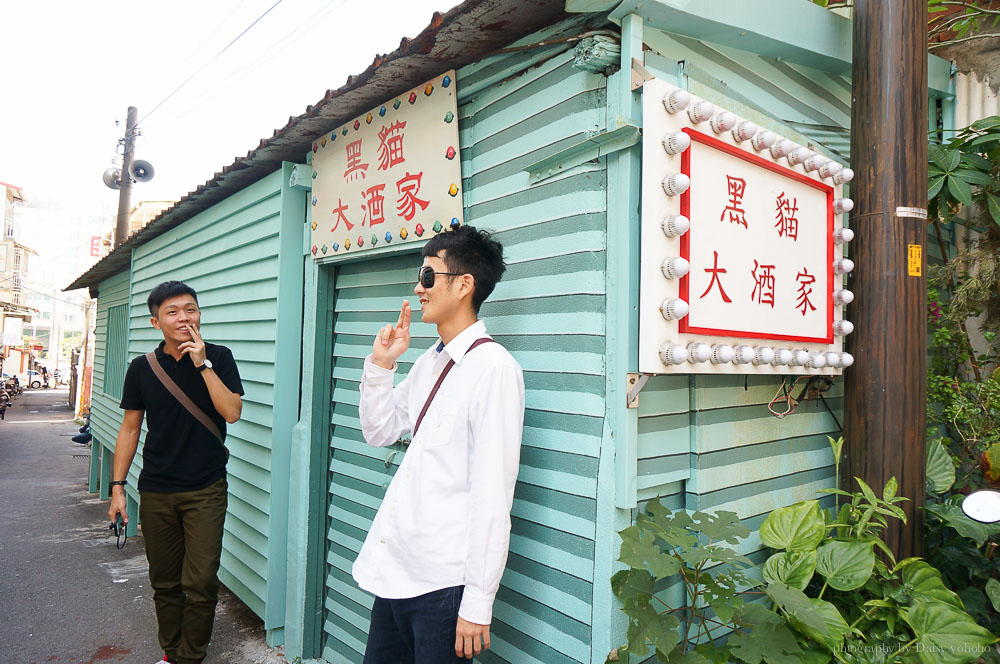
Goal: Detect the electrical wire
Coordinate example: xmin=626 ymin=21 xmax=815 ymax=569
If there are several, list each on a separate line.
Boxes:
xmin=0 ymin=276 xmax=88 ymax=308
xmin=134 ymin=0 xmax=286 ymax=130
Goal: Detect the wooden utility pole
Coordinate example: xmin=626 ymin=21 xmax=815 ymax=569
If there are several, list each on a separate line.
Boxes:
xmin=844 ymin=0 xmax=928 ymax=559
xmin=114 ymin=106 xmax=137 ymax=248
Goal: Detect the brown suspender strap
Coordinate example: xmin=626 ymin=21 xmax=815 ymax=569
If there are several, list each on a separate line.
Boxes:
xmin=144 ymin=351 xmax=227 ymax=454
xmin=412 ymin=338 xmax=495 ymax=437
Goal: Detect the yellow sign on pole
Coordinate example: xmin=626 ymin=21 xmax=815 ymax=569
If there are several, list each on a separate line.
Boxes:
xmin=309 ymin=70 xmax=464 ymax=258
xmin=907 ymin=244 xmax=922 ymax=277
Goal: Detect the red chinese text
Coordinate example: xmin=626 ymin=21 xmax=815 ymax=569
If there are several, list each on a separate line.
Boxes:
xmin=775 ymin=192 xmax=799 ymax=240
xmin=794 ymin=268 xmax=817 ymax=316
xmin=720 ymin=175 xmax=748 ymax=228
xmin=332 ymin=198 xmax=354 ymax=232
xmin=751 ymin=260 xmax=776 ymax=308
xmin=377 ymin=121 xmax=407 ymax=171
xmin=361 ymin=184 xmax=387 ymax=226
xmin=700 ymin=250 xmax=733 ymax=303
xmin=344 ymin=139 xmax=369 ymax=182
xmin=396 ymin=171 xmax=430 ymax=222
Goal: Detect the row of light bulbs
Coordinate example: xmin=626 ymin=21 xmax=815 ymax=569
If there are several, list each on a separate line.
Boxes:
xmin=658 ymin=89 xmax=855 ymax=214
xmin=659 ymin=342 xmax=855 ymax=369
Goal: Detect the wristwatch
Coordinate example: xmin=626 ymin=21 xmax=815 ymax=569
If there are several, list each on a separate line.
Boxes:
xmin=197 ymin=359 xmax=213 ymax=372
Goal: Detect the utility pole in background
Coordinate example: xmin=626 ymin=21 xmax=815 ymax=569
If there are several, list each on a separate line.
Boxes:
xmin=844 ymin=0 xmax=928 ymax=559
xmin=114 ymin=106 xmax=137 ymax=248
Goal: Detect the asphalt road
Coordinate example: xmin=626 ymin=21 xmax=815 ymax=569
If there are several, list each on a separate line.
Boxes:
xmin=0 ymin=388 xmax=286 ymax=664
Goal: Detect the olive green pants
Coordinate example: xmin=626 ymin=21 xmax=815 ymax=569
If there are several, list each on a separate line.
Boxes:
xmin=140 ymin=478 xmax=227 ymax=664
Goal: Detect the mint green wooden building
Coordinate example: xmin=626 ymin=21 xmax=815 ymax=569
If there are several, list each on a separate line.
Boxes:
xmin=69 ymin=1 xmax=954 ymax=662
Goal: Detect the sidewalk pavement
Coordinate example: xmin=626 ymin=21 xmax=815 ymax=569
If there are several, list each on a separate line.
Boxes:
xmin=0 ymin=388 xmax=288 ymax=664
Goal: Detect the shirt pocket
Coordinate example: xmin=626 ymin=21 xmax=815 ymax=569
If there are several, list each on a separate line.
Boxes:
xmin=421 ymin=403 xmax=458 ymax=448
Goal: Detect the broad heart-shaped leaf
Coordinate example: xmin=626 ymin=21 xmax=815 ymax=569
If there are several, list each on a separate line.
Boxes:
xmin=925 ymin=439 xmax=956 ymax=493
xmin=784 ymin=598 xmax=850 ymax=653
xmin=924 ymin=502 xmax=1000 ymax=547
xmin=618 ymin=526 xmax=681 ymax=580
xmin=988 ymin=193 xmax=1000 ymax=228
xmin=986 ymin=578 xmax=1000 ymax=613
xmin=690 ymin=510 xmax=750 ymax=544
xmin=760 ymin=501 xmax=825 ymax=552
xmin=766 ymin=583 xmax=831 ymax=639
xmin=815 ymin=540 xmax=875 ymax=591
xmin=727 ymin=622 xmax=803 ymax=664
xmin=905 ymin=601 xmax=999 ymax=664
xmin=660 ymin=649 xmax=710 ymax=664
xmin=611 ymin=568 xmax=654 ymax=602
xmin=762 ymin=550 xmax=817 ymax=590
xmin=901 ymin=560 xmax=965 ymax=609
xmin=624 ymin=598 xmax=681 ymax=658
xmin=948 ymin=174 xmax=974 ymax=207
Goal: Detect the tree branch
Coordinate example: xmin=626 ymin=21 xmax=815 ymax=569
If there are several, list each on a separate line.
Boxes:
xmin=930 ymin=32 xmax=1000 ymax=49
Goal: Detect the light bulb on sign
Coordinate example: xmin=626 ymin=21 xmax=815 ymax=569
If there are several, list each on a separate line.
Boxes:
xmin=661 ymin=257 xmax=690 ymax=280
xmin=807 ymin=353 xmax=827 ymax=369
xmin=732 ymin=121 xmax=757 ymax=143
xmin=662 ymin=215 xmax=690 ymax=238
xmin=833 ymin=168 xmax=855 ymax=185
xmin=662 ymin=131 xmax=691 ymax=155
xmin=688 ymin=342 xmax=711 ymax=364
xmin=753 ymin=347 xmax=775 ymax=365
xmin=770 ymin=139 xmax=795 ymax=159
xmin=733 ymin=345 xmax=755 ymax=364
xmin=840 ymin=352 xmax=855 ymax=368
xmin=771 ymin=348 xmax=793 ymax=366
xmin=660 ymin=298 xmax=689 ymax=321
xmin=751 ymin=130 xmax=776 ymax=151
xmin=688 ymin=100 xmax=715 ymax=124
xmin=787 ymin=147 xmax=812 ymax=166
xmin=824 ymin=352 xmax=842 ymax=368
xmin=834 ymin=258 xmax=855 ymax=275
xmin=662 ymin=173 xmax=691 ymax=197
xmin=804 ymin=154 xmax=828 ymax=172
xmin=834 ymin=320 xmax=854 ymax=336
xmin=710 ymin=344 xmax=735 ymax=364
xmin=833 ymin=289 xmax=854 ymax=305
xmin=789 ymin=349 xmax=810 ymax=367
xmin=819 ymin=161 xmax=843 ymax=179
xmin=659 ymin=344 xmax=688 ymax=366
xmin=662 ymin=89 xmax=691 ymax=114
xmin=710 ymin=111 xmax=737 ymax=134
xmin=834 ymin=228 xmax=854 ymax=244
xmin=834 ymin=198 xmax=854 ymax=214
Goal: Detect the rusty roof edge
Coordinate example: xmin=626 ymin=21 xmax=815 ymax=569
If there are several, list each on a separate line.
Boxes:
xmin=66 ymin=0 xmax=575 ymax=293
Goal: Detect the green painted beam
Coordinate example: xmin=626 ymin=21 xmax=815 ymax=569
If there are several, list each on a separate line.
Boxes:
xmin=592 ymin=0 xmax=952 ymax=97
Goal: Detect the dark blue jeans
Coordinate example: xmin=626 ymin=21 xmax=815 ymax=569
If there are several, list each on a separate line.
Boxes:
xmin=363 ymin=586 xmax=468 ymax=664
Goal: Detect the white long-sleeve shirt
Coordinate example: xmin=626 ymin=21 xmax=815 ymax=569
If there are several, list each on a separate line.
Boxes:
xmin=353 ymin=319 xmax=525 ymax=625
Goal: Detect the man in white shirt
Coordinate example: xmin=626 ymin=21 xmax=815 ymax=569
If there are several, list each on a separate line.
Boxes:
xmin=354 ymin=225 xmax=525 ymax=662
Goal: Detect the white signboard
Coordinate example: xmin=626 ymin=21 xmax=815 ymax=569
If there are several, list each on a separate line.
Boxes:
xmin=2 ymin=316 xmax=22 ymax=347
xmin=639 ymin=79 xmax=855 ymax=375
xmin=309 ymin=70 xmax=464 ymax=258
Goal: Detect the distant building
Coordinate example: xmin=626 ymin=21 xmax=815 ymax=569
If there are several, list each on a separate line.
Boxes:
xmin=128 ymin=200 xmax=172 ymax=235
xmin=0 ymin=181 xmax=36 ymax=375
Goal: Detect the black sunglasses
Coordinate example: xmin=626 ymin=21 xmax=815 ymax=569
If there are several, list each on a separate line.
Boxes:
xmin=418 ymin=266 xmax=463 ymax=289
xmin=110 ymin=514 xmax=128 ymax=549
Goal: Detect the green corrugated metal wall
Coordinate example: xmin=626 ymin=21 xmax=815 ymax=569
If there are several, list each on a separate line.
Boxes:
xmin=122 ymin=169 xmax=293 ymax=629
xmin=319 ymin=27 xmax=608 ymax=664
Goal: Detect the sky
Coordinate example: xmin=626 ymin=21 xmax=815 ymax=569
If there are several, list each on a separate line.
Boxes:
xmin=0 ymin=0 xmax=460 ymax=218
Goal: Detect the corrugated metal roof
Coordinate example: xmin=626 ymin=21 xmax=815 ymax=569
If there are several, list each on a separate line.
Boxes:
xmin=66 ymin=0 xmax=569 ymax=293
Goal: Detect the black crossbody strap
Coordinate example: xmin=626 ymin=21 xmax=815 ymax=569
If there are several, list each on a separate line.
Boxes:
xmin=412 ymin=338 xmax=495 ymax=437
xmin=144 ymin=351 xmax=227 ymax=456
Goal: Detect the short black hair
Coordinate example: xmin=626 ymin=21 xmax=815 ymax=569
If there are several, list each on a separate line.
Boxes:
xmin=422 ymin=225 xmax=505 ymax=313
xmin=147 ymin=281 xmax=198 ymax=317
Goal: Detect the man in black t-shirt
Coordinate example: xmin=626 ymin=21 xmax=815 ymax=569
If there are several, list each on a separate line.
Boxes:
xmin=107 ymin=281 xmax=244 ymax=664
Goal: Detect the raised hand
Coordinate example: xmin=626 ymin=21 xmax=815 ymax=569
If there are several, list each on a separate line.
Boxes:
xmin=178 ymin=323 xmax=207 ymax=366
xmin=372 ymin=300 xmax=411 ymax=370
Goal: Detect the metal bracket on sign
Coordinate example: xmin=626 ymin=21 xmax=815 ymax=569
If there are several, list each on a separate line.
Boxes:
xmin=626 ymin=373 xmax=651 ymax=409
xmin=631 ymin=57 xmax=653 ymax=91
xmin=288 ymin=163 xmax=313 ymax=191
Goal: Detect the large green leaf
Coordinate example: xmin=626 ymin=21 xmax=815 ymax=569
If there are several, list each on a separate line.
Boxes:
xmin=925 ymin=439 xmax=956 ymax=493
xmin=690 ymin=510 xmax=750 ymax=544
xmin=762 ymin=550 xmax=817 ymax=591
xmin=766 ymin=583 xmax=831 ymax=639
xmin=815 ymin=540 xmax=875 ymax=591
xmin=924 ymin=502 xmax=1000 ymax=547
xmin=953 ymin=168 xmax=994 ymax=186
xmin=619 ymin=527 xmax=681 ymax=579
xmin=946 ymin=149 xmax=962 ymax=172
xmin=988 ymin=193 xmax=1000 ymax=228
xmin=928 ymin=143 xmax=948 ymax=169
xmin=905 ymin=602 xmax=999 ymax=664
xmin=784 ymin=598 xmax=850 ymax=653
xmin=624 ymin=599 xmax=680 ymax=658
xmin=611 ymin=568 xmax=654 ymax=601
xmin=901 ymin=560 xmax=965 ymax=609
xmin=760 ymin=501 xmax=825 ymax=552
xmin=971 ymin=116 xmax=1000 ymax=131
xmin=948 ymin=175 xmax=974 ymax=207
xmin=986 ymin=578 xmax=1000 ymax=613
xmin=928 ymin=176 xmax=946 ymax=200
